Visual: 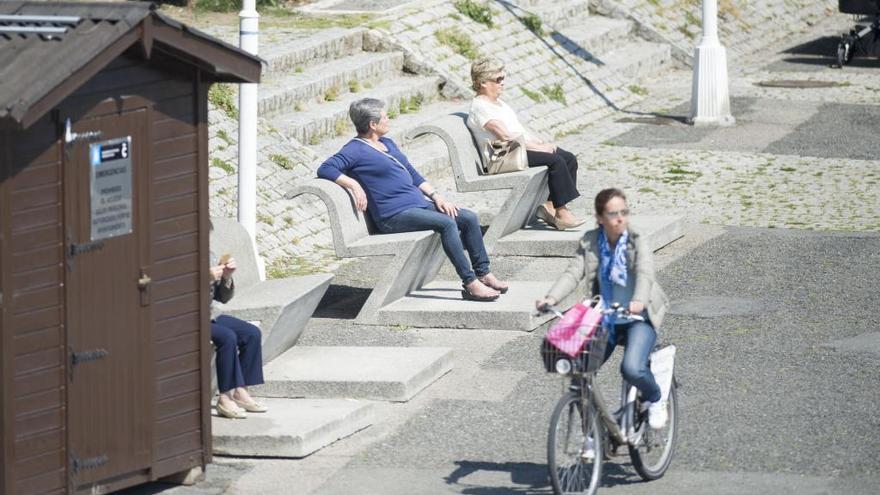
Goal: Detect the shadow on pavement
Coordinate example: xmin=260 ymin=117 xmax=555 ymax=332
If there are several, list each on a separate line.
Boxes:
xmin=445 ymin=460 xmax=551 ymax=494
xmin=778 ymin=34 xmax=880 ymax=67
xmin=444 ymin=459 xmax=645 ymax=494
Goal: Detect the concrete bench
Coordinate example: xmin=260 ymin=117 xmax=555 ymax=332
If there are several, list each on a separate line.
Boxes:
xmin=285 ymin=178 xmax=445 ymax=325
xmin=405 ymin=113 xmax=685 ymax=255
xmin=404 ymin=113 xmax=553 ymax=256
xmin=210 ymin=217 xmax=333 ymax=363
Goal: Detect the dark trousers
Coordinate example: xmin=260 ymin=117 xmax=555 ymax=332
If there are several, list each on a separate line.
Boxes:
xmin=377 ymin=203 xmax=489 ymax=285
xmin=212 ymin=315 xmax=264 ymax=394
xmin=526 ymin=147 xmax=580 ymax=208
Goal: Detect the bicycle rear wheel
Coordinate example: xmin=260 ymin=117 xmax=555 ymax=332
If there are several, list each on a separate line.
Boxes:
xmin=629 ymin=379 xmax=678 ymax=480
xmin=547 ymin=391 xmax=603 ymax=495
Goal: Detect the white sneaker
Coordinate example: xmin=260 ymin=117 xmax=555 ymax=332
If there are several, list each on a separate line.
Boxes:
xmin=580 ymin=437 xmax=595 ymax=460
xmin=646 ymin=401 xmax=668 ymax=429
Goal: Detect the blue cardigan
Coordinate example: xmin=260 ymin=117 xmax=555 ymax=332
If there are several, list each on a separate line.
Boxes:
xmin=317 ymin=137 xmax=428 ymax=224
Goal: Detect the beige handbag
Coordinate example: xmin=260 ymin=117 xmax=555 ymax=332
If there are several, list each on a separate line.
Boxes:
xmin=485 ymin=135 xmax=528 ymax=175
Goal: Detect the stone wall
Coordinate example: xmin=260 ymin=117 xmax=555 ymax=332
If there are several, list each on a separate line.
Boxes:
xmin=208 ymin=104 xmax=340 ymax=277
xmin=365 ymin=0 xmax=646 ymax=140
xmin=593 ymin=0 xmax=838 ymax=65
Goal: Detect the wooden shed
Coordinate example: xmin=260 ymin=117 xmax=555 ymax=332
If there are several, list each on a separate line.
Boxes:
xmin=0 ymin=2 xmax=260 ymax=493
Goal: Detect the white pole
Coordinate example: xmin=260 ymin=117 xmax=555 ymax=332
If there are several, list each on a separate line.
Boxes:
xmin=238 ymin=0 xmax=265 ymax=279
xmin=689 ymin=0 xmax=735 ymax=126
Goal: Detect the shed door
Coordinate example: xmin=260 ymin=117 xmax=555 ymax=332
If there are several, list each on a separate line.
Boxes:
xmin=63 ymin=107 xmax=153 ymax=488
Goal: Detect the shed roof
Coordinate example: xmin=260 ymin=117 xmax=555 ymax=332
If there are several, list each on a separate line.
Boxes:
xmin=0 ymin=1 xmax=262 ymax=129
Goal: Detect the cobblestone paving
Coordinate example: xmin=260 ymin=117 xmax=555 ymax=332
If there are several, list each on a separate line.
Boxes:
xmin=561 ymin=143 xmax=880 ymax=231
xmin=547 ymin=12 xmax=880 ymax=233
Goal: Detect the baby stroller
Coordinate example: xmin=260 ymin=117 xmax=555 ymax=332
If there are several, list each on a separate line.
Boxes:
xmin=837 ymin=0 xmax=880 ymax=67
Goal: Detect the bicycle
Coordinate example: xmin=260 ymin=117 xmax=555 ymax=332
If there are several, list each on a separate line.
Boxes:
xmin=538 ymin=303 xmax=679 ymax=495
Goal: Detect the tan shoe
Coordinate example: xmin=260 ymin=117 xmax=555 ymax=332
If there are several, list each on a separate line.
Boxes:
xmin=216 ymin=402 xmax=247 ymax=419
xmin=553 ymin=216 xmax=586 ymax=231
xmin=233 ymin=398 xmax=268 ymax=413
xmin=536 ymin=204 xmax=557 ymax=228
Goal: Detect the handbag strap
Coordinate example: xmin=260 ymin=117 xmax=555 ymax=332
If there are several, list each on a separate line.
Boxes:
xmin=353 ymin=137 xmax=408 ymax=172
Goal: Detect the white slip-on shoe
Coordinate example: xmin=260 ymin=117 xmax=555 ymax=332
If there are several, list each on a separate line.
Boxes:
xmin=647 ymin=401 xmax=668 ymax=429
xmin=580 ymin=436 xmax=595 ymax=460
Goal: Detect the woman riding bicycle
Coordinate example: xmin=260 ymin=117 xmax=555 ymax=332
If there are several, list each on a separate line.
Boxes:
xmin=536 ymin=188 xmax=670 ymax=429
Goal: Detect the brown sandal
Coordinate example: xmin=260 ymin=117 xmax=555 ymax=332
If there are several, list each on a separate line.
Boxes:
xmin=461 ymin=284 xmax=499 ymax=302
xmin=478 ymin=274 xmax=509 ymax=294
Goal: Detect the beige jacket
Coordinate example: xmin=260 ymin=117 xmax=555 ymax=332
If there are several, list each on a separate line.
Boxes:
xmin=546 ymin=227 xmax=670 ymax=331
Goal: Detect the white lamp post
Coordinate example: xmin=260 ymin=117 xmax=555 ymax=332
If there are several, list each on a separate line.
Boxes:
xmin=238 ymin=0 xmax=265 ymax=279
xmin=689 ymin=0 xmax=735 ymax=126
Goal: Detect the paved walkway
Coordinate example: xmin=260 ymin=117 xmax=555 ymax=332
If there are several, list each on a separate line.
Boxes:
xmin=122 ymin=9 xmax=879 ymax=495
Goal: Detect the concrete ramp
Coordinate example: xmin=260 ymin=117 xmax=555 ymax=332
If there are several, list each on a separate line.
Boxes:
xmin=375 ymin=281 xmax=565 ymax=331
xmin=494 ymin=215 xmax=684 ymax=256
xmin=256 ymin=346 xmax=453 ymax=402
xmin=212 ymin=398 xmax=375 ymax=458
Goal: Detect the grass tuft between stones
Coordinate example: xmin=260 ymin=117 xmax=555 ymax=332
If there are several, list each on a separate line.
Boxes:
xmin=435 ymin=27 xmax=480 ymax=60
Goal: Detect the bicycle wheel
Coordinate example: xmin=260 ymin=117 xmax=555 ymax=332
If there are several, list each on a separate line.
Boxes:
xmin=629 ymin=379 xmax=678 ymax=480
xmin=547 ymin=391 xmax=603 ymax=495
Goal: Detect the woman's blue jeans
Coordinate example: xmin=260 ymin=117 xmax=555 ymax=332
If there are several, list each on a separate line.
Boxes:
xmin=603 ymin=319 xmax=662 ymax=403
xmin=377 ymin=204 xmax=489 ymax=285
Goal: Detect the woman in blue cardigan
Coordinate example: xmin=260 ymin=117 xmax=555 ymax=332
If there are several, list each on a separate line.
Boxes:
xmin=318 ymin=98 xmax=507 ymax=301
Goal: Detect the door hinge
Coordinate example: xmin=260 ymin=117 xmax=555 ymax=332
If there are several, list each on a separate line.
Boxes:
xmin=69 ymin=240 xmax=105 ymax=257
xmin=64 ymin=117 xmax=103 ymax=145
xmin=70 ymin=348 xmax=109 ymax=380
xmin=69 ymin=450 xmax=109 ymax=476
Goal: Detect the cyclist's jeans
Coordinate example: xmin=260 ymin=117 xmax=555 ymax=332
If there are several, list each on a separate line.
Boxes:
xmin=604 ymin=320 xmax=662 ymax=403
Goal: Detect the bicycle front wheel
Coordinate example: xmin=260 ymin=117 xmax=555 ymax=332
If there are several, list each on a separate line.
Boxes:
xmin=547 ymin=391 xmax=603 ymax=495
xmin=629 ymin=379 xmax=678 ymax=480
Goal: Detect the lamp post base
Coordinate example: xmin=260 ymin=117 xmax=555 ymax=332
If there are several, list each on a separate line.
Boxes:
xmin=689 ymin=43 xmax=736 ymax=127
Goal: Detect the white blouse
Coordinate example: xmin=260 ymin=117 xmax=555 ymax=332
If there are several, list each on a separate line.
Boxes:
xmin=467 ymin=97 xmax=532 ymax=164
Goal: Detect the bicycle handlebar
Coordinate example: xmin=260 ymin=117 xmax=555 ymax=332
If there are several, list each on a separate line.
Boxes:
xmin=536 ymin=302 xmax=645 ymax=322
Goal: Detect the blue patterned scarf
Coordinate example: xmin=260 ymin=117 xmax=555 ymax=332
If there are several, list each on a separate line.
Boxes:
xmin=598 ymin=229 xmax=629 ymax=311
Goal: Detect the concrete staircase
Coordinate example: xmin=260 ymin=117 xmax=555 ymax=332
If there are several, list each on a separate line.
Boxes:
xmin=211 ymin=32 xmax=457 ymax=459
xmin=259 ymin=27 xmax=444 ymax=151
xmin=212 ymin=4 xmax=680 ymax=459
xmin=212 ymin=345 xmax=453 ymax=458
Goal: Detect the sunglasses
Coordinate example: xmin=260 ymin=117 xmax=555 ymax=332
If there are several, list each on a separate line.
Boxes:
xmin=603 ymin=208 xmax=630 ymax=219
xmin=491 ymin=75 xmax=505 ymax=84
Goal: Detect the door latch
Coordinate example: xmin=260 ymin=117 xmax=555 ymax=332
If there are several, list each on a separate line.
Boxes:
xmin=138 ymin=268 xmax=151 ymax=306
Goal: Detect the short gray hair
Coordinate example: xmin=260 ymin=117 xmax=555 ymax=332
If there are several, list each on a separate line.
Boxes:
xmin=470 ymin=56 xmax=505 ymax=92
xmin=349 ymin=98 xmax=385 ymax=135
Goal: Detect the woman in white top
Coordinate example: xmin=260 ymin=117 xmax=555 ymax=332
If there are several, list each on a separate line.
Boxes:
xmin=467 ymin=57 xmax=584 ymax=230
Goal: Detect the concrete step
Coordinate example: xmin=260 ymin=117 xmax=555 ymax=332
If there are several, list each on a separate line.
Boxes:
xmin=260 ymin=51 xmax=406 ymax=117
xmin=212 ymin=397 xmax=375 ymax=458
xmin=493 ymin=214 xmax=685 ymax=256
xmin=261 ymin=27 xmax=366 ymax=77
xmin=552 ymin=16 xmax=634 ymax=60
xmin=524 ymin=0 xmax=591 ymax=29
xmin=600 ymin=41 xmax=672 ymax=80
xmin=270 ymin=74 xmax=442 ymax=146
xmin=218 ymin=272 xmax=334 ymax=363
xmin=256 ymin=346 xmax=454 ymax=402
xmin=373 ymin=281 xmax=567 ymax=331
